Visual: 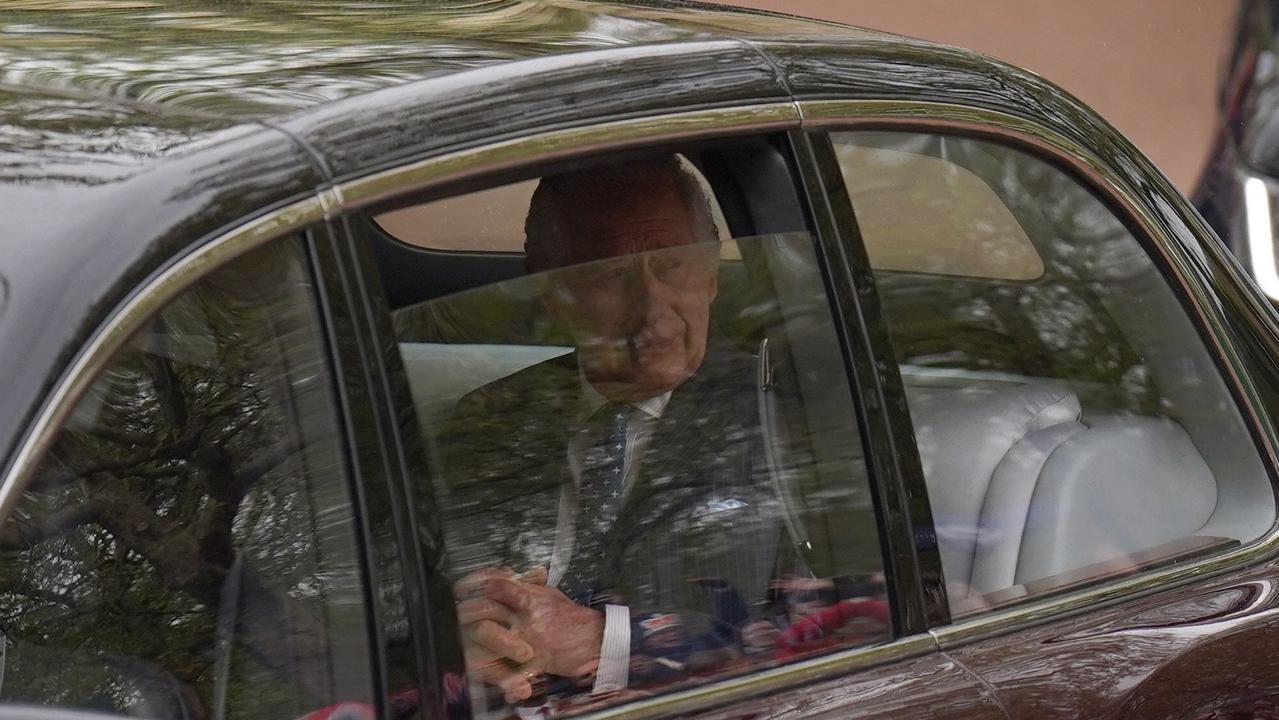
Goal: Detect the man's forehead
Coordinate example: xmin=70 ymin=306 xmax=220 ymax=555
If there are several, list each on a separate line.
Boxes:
xmin=561 ymin=187 xmax=695 ymax=263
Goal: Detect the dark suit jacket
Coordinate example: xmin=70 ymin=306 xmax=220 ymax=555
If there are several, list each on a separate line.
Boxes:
xmin=439 ymin=342 xmax=796 ymax=652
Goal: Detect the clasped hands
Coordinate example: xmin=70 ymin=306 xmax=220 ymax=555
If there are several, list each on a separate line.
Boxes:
xmin=454 ymin=566 xmax=605 ymax=703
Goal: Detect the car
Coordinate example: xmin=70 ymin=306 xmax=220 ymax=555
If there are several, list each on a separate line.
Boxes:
xmin=1195 ymin=0 xmax=1279 ymax=303
xmin=4 ymin=2 xmax=1279 ymax=719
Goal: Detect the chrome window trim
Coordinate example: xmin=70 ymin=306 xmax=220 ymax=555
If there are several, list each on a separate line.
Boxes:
xmin=328 ymin=102 xmax=800 ymax=215
xmin=798 ymin=99 xmax=1279 ymax=648
xmin=11 ymin=102 xmax=958 ymax=720
xmin=577 ymin=634 xmax=936 ymax=720
xmin=315 ymin=101 xmax=961 ymax=718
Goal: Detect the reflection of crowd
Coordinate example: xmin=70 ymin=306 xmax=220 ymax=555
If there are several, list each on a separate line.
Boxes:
xmin=622 ymin=573 xmax=890 ymax=686
xmin=294 ymin=570 xmax=892 ymax=720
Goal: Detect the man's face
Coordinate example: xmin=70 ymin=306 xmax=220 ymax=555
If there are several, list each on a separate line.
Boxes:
xmin=544 ymin=180 xmax=717 ymax=401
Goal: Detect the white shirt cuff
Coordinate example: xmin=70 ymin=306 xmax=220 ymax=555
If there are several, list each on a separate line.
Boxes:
xmin=592 ymin=604 xmax=630 ymax=693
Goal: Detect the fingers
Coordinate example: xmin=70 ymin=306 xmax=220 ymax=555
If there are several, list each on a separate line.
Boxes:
xmin=454 ymin=566 xmax=516 ymax=600
xmin=470 ymin=619 xmax=535 ymax=664
xmin=457 ymin=597 xmax=517 ymax=627
xmin=497 ymin=667 xmax=535 ymax=704
xmin=468 ymin=657 xmax=536 ymax=704
xmin=482 ymin=577 xmax=534 ymax=612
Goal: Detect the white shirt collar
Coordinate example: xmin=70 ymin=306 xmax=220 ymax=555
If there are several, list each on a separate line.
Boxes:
xmin=577 ymin=367 xmax=672 ymax=421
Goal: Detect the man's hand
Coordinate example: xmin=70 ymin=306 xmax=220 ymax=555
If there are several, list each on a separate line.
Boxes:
xmin=480 ymin=566 xmax=605 ymax=680
xmin=454 ymin=567 xmax=606 ymax=702
xmin=454 ymin=567 xmax=541 ymax=703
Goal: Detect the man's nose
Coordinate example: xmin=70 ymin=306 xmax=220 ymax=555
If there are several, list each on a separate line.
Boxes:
xmin=630 ymin=259 xmax=670 ymax=320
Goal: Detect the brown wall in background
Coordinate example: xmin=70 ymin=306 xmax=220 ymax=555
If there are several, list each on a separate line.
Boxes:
xmin=714 ymin=1 xmax=1238 ymax=193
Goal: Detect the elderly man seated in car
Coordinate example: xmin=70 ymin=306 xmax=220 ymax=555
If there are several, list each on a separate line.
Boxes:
xmin=441 ymin=155 xmax=871 ymax=710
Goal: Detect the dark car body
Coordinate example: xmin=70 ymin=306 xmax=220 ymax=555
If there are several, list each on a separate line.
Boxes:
xmin=5 ymin=3 xmax=1279 ymax=720
xmin=1195 ymin=0 xmax=1279 ymax=303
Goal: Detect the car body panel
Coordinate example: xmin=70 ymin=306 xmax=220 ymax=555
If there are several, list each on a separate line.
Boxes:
xmin=280 ymin=40 xmax=789 ymax=181
xmin=1 ymin=0 xmax=867 ymax=122
xmin=684 ymin=652 xmax=1006 ymax=720
xmin=946 ymin=562 xmax=1279 ymax=718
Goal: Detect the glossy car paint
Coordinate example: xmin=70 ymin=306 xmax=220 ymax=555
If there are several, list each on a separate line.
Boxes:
xmin=3 ymin=2 xmax=1279 ymax=719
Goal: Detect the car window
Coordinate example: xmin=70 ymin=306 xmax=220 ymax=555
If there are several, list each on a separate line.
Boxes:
xmin=831 ymin=130 xmax=1275 ymax=616
xmin=376 ymin=153 xmax=890 ymax=717
xmin=0 ymin=238 xmax=376 ymax=718
xmin=376 ymin=158 xmax=733 ymax=253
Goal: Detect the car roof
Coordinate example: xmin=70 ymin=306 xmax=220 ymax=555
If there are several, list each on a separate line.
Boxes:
xmin=2 ymin=0 xmax=872 ymax=123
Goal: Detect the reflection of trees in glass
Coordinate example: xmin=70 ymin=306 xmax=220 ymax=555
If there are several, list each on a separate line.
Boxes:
xmin=401 ymin=235 xmax=883 ymax=614
xmin=856 ymin=133 xmax=1160 ymax=414
xmin=0 ymin=241 xmax=369 ymax=718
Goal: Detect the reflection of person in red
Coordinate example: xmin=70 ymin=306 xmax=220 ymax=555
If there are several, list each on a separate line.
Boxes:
xmin=770 ymin=575 xmax=889 ymax=661
xmin=295 ymin=689 xmax=420 ymax=720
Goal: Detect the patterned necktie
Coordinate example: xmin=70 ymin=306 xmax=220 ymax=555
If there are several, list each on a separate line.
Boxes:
xmin=563 ymin=402 xmax=628 ymax=603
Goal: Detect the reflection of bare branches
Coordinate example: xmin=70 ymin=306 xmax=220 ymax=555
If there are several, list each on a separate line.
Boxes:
xmin=83 ymin=425 xmax=162 ymax=449
xmin=0 ymin=502 xmax=98 ymax=552
xmin=0 ymin=240 xmax=352 ymax=715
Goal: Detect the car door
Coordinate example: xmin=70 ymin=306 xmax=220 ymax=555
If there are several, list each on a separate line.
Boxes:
xmin=802 ymin=104 xmax=1279 ymax=718
xmin=0 ymin=222 xmax=398 ymax=719
xmin=325 ymin=94 xmax=1010 ymax=718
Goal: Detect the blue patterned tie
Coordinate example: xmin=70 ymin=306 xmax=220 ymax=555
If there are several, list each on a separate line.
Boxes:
xmin=563 ymin=403 xmax=628 ymax=602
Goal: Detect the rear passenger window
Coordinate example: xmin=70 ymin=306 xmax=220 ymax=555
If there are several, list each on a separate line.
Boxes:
xmin=831 ymin=131 xmax=1275 ymax=615
xmin=369 ymin=150 xmax=890 ymax=716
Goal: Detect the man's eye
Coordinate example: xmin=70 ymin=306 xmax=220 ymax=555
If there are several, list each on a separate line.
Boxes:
xmin=599 ymin=266 xmax=630 ymax=282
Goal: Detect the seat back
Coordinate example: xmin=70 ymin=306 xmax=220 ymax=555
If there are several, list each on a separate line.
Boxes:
xmin=1014 ymin=415 xmax=1217 ymax=585
xmin=902 ymin=369 xmax=1222 ymax=601
xmin=399 ymin=342 xmax=571 ymax=436
xmin=900 ymin=372 xmax=1082 ymax=596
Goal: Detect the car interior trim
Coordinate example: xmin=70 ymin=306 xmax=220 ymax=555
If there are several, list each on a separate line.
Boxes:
xmin=329 ymin=103 xmax=801 ymax=213
xmin=570 ymin=634 xmax=937 ymax=720
xmin=797 ymin=98 xmax=1279 ymax=647
xmin=0 ymin=196 xmax=328 ymax=535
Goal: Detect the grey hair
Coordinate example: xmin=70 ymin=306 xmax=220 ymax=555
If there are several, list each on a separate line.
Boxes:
xmin=524 ymin=155 xmax=720 ymax=272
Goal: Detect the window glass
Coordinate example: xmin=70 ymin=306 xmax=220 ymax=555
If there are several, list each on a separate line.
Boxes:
xmin=375 ymin=157 xmax=734 ymax=253
xmin=836 ymin=141 xmax=1042 ymax=280
xmin=0 ymin=239 xmax=376 ymax=718
xmin=382 ymin=154 xmax=889 ymax=717
xmin=833 ymin=130 xmax=1274 ymax=616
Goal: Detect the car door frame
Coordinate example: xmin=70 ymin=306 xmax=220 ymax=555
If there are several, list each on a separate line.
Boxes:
xmin=322 ymin=101 xmax=1010 ymax=719
xmin=798 ymin=98 xmax=1279 ymax=634
xmin=796 ymin=98 xmax=1279 ymax=713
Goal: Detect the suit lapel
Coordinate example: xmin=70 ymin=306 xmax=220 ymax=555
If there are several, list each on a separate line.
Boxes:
xmin=605 ymin=344 xmax=758 ymax=557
